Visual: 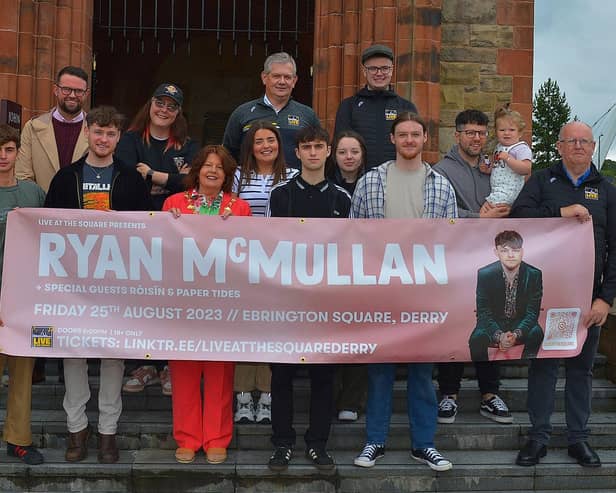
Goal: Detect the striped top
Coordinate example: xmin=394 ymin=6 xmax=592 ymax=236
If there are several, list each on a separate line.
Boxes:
xmin=232 ymin=167 xmax=299 ymax=216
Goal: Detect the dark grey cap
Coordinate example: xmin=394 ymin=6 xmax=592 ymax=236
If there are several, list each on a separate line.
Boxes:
xmin=152 ymin=83 xmax=184 ymax=106
xmin=361 ymin=44 xmax=394 ymax=64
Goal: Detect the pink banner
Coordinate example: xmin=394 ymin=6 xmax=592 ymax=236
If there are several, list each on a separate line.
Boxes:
xmin=0 ymin=208 xmax=595 ymax=363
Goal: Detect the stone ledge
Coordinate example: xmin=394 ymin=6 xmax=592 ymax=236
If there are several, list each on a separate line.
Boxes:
xmin=0 ymin=449 xmax=614 ymax=493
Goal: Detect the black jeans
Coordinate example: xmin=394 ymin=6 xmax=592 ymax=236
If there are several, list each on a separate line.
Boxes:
xmin=437 ymin=361 xmax=500 ymax=396
xmin=271 ymin=363 xmax=334 ymax=449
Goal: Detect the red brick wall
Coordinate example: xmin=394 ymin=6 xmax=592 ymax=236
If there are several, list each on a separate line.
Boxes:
xmin=313 ymin=0 xmax=444 ymax=162
xmin=1 ymin=0 xmax=534 ymax=153
xmin=314 ymin=0 xmax=534 ymax=162
xmin=496 ymin=0 xmax=534 ymax=143
xmin=0 ymin=0 xmax=92 ymax=123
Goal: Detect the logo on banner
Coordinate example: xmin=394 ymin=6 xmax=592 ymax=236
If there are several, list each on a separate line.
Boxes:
xmin=31 ymin=326 xmax=54 ymax=348
xmin=385 ymin=109 xmax=397 ymax=120
xmin=584 ymin=187 xmax=599 ymax=200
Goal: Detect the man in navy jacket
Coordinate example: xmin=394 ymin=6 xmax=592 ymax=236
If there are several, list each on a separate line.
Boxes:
xmin=334 ymin=45 xmax=418 ymax=170
xmin=512 ymin=121 xmax=616 ymax=468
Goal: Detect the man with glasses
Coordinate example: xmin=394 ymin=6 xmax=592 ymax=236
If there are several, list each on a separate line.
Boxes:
xmin=468 ymin=230 xmax=544 ymax=362
xmin=334 ymin=44 xmax=417 ymax=170
xmin=16 ymin=65 xmax=90 ymax=384
xmin=16 ymin=66 xmax=89 ymax=192
xmin=512 ymin=121 xmax=616 ymax=468
xmin=223 ymin=52 xmax=320 ymax=169
xmin=432 ymin=109 xmax=513 ymax=426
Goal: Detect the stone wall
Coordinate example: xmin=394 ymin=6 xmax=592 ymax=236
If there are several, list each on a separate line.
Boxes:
xmin=439 ymin=0 xmax=533 ymax=155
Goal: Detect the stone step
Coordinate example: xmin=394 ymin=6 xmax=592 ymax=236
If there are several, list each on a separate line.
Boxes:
xmin=24 ymin=353 xmax=609 ymax=380
xmin=0 ymin=448 xmax=614 ymax=493
xmin=16 ymin=410 xmax=616 ymax=452
xmin=16 ymin=377 xmax=616 ymax=413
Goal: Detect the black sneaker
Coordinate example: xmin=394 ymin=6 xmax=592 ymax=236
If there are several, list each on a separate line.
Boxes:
xmin=411 ymin=447 xmax=452 ymax=471
xmin=268 ymin=446 xmax=293 ymax=471
xmin=437 ymin=395 xmax=458 ymax=424
xmin=7 ymin=443 xmax=44 ymax=465
xmin=354 ymin=443 xmax=385 ymax=468
xmin=305 ymin=447 xmax=335 ymax=470
xmin=480 ymin=395 xmax=513 ymax=424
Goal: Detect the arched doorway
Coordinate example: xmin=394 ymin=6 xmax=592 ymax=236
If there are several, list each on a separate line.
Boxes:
xmin=92 ymin=1 xmax=315 ymax=144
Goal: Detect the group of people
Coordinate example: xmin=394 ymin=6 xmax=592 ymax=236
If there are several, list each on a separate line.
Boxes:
xmin=0 ymin=43 xmax=613 ymax=477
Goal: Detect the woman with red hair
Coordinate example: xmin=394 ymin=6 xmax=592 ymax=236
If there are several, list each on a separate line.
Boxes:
xmin=164 ymin=145 xmax=251 ymax=464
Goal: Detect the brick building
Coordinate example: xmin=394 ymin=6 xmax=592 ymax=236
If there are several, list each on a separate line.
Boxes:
xmin=0 ymin=0 xmax=533 ymax=163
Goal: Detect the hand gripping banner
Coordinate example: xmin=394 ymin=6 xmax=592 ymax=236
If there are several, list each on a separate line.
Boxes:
xmin=0 ymin=208 xmax=594 ymax=363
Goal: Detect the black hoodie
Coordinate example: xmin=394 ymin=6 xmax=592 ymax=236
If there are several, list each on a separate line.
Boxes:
xmin=334 ymin=86 xmax=417 ymax=170
xmin=45 ymin=156 xmax=152 ymax=212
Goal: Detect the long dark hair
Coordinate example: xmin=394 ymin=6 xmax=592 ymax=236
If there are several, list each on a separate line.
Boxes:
xmin=326 ymin=130 xmax=367 ymax=181
xmin=128 ymin=98 xmax=189 ymax=152
xmin=238 ymin=121 xmax=288 ymax=190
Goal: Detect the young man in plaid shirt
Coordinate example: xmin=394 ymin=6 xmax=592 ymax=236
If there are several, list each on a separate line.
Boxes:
xmin=352 ymin=112 xmax=456 ymax=471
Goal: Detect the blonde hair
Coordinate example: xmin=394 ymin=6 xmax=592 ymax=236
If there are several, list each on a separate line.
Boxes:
xmin=494 ymin=104 xmax=526 ymax=132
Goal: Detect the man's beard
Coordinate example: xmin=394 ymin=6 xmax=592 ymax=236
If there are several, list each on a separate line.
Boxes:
xmin=459 ymin=143 xmax=482 ymax=158
xmin=398 ymin=146 xmax=423 ymax=160
xmin=59 ymin=100 xmax=82 ymax=117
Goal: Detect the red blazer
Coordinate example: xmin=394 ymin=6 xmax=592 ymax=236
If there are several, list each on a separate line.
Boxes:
xmin=162 ymin=191 xmax=252 ymax=216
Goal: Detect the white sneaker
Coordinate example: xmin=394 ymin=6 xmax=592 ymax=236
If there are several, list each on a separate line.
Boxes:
xmin=255 ymin=392 xmax=271 ymax=424
xmin=234 ymin=392 xmax=255 ymax=423
xmin=338 ymin=409 xmax=358 ymax=421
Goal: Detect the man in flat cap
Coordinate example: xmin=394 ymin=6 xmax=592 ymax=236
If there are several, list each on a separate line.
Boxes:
xmin=334 ymin=44 xmax=418 ymax=170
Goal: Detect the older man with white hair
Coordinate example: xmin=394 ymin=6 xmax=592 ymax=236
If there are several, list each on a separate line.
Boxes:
xmin=512 ymin=121 xmax=616 ymax=468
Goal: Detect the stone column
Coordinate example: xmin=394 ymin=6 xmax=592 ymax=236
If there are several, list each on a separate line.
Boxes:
xmin=0 ymin=0 xmax=93 ymax=124
xmin=439 ymin=0 xmax=534 ymax=154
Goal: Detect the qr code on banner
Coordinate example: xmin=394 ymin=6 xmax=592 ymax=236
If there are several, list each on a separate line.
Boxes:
xmin=542 ymin=308 xmax=581 ymax=351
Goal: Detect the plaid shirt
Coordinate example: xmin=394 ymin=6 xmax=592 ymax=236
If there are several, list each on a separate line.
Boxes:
xmin=352 ymin=160 xmax=458 ymax=219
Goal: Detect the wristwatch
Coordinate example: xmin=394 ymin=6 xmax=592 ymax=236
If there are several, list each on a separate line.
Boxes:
xmin=146 ymin=169 xmax=154 ymax=180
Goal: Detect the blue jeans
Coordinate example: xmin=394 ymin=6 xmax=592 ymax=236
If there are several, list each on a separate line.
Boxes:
xmin=527 ymin=325 xmax=600 ymax=445
xmin=365 ymin=363 xmax=437 ymax=449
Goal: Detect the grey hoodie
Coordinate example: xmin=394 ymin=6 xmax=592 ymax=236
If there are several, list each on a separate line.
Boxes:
xmin=432 ymin=145 xmax=491 ymax=218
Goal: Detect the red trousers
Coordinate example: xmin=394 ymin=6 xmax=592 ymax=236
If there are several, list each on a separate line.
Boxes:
xmin=169 ymin=360 xmax=234 ymax=452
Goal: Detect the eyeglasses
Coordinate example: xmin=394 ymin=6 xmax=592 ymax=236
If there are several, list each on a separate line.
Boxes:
xmin=559 ymin=138 xmax=594 ymax=147
xmin=364 ymin=65 xmax=393 ymax=75
xmin=457 ymin=129 xmax=489 ymax=138
xmin=56 ymin=85 xmax=87 ymax=97
xmin=152 ymin=98 xmax=180 ymax=112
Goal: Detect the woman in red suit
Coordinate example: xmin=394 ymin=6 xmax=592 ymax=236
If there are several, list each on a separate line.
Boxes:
xmin=163 ymin=144 xmax=251 ymax=464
